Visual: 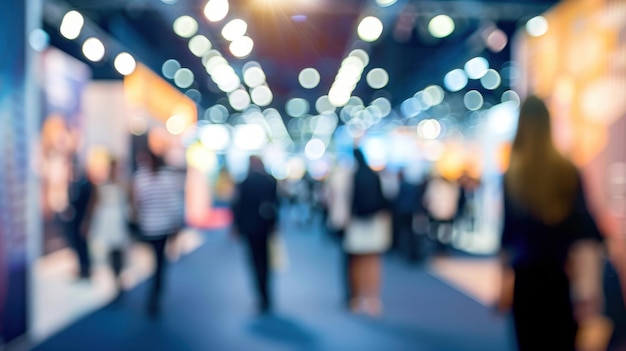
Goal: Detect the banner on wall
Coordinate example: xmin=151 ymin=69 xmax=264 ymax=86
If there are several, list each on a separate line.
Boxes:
xmin=39 ymin=48 xmax=91 ymax=255
xmin=0 ymin=0 xmax=28 ymax=345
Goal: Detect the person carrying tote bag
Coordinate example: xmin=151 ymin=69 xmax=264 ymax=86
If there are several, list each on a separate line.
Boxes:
xmin=344 ymin=148 xmax=391 ymax=316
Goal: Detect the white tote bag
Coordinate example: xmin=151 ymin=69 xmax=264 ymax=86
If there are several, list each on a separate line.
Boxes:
xmin=343 ymin=212 xmax=391 ymax=254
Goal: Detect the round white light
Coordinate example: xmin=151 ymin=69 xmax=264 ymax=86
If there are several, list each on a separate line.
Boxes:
xmin=401 ymin=97 xmax=421 ymax=118
xmin=162 ymin=59 xmax=181 ymax=79
xmin=349 ymin=49 xmax=370 ymax=67
xmin=129 ymin=116 xmax=148 ymax=136
xmin=501 ymin=90 xmax=521 ymax=108
xmin=29 ymin=29 xmax=49 ymax=52
xmin=371 ymin=97 xmax=392 ymax=117
xmin=166 ymin=114 xmax=187 ymax=135
xmin=444 ymin=68 xmax=468 ymax=92
xmin=114 ymin=52 xmax=136 ymax=76
xmin=464 ymin=90 xmax=484 ymax=111
xmin=199 ymin=124 xmax=230 ymax=150
xmin=480 ymin=69 xmax=501 ymax=90
xmin=424 ymin=85 xmax=445 ymax=106
xmin=376 ymin=0 xmax=398 ymax=7
xmin=243 ymin=66 xmax=266 ymax=88
xmin=188 ymin=35 xmax=212 ymax=57
xmin=204 ymin=0 xmax=229 ymax=22
xmin=161 ymin=0 xmax=178 ymax=4
xmin=173 ymin=16 xmax=198 ymax=38
xmin=418 ymin=119 xmax=442 ymax=139
xmin=357 ymin=16 xmax=384 ymax=42
xmin=234 ymin=124 xmax=266 ymax=150
xmin=299 ymin=68 xmax=321 ymax=89
xmin=60 ymin=11 xmax=84 ymax=40
xmin=205 ymin=104 xmax=229 ymax=123
xmin=229 ymin=89 xmax=251 ymax=111
xmin=82 ymin=37 xmax=105 ymax=62
xmin=329 ymin=85 xmax=351 ymax=107
xmin=305 ymin=138 xmax=326 ymax=160
xmin=174 ymin=68 xmax=194 ymax=89
xmin=185 ymin=89 xmax=202 ymax=103
xmin=464 ymin=57 xmax=489 ymax=79
xmin=222 ymin=19 xmax=247 ymax=41
xmin=428 ymin=15 xmax=455 ymax=38
xmin=286 ymin=98 xmax=309 ymax=118
xmin=526 ymin=16 xmax=548 ymax=37
xmin=251 ymin=85 xmax=273 ymax=106
xmin=316 ymin=95 xmax=335 ymax=114
xmin=230 ymin=36 xmax=254 ymax=58
xmin=366 ymin=68 xmax=389 ymax=89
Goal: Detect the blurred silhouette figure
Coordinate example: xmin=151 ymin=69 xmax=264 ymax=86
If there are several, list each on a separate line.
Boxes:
xmin=131 ymin=149 xmax=185 ymax=316
xmin=423 ymin=172 xmax=460 ymax=255
xmin=344 ymin=148 xmax=391 ymax=316
xmin=497 ymin=95 xmax=605 ymax=350
xmin=392 ymin=169 xmax=422 ymax=263
xmin=91 ymin=158 xmax=129 ymax=300
xmin=323 ymin=160 xmax=353 ymax=306
xmin=231 ymin=156 xmax=279 ymax=314
xmin=62 ymin=158 xmax=97 ymax=281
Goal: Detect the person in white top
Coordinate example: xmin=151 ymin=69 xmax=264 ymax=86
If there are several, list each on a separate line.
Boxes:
xmin=90 ymin=159 xmax=128 ymax=299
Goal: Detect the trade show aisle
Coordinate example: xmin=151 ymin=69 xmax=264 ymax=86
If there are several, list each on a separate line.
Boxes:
xmin=33 ymin=229 xmax=514 ymax=351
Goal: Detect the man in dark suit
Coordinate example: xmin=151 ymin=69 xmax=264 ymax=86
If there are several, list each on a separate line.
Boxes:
xmin=231 ymin=156 xmax=279 ymax=313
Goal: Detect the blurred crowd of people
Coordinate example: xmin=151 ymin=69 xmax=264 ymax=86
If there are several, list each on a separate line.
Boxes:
xmin=52 ymin=95 xmax=624 ymax=349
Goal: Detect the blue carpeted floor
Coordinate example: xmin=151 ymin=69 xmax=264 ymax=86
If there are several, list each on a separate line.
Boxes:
xmin=32 ymin=228 xmax=516 ymax=351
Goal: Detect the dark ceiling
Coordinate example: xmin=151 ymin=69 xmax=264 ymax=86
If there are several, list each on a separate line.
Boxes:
xmin=43 ymin=0 xmax=560 ymax=125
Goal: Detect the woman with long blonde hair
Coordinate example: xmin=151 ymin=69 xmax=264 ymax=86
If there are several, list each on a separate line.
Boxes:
xmin=497 ymin=95 xmax=605 ymax=350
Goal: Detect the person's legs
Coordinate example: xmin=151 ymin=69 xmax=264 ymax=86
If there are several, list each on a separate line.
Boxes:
xmin=363 ymin=254 xmax=382 ymax=316
xmin=247 ymin=235 xmax=271 ymax=312
xmin=343 ymin=249 xmax=352 ymax=307
xmin=109 ymin=248 xmax=124 ymax=296
xmin=148 ymin=237 xmax=168 ymax=314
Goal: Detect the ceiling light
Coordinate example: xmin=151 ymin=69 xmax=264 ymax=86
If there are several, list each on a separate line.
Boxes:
xmin=424 ymin=85 xmax=444 ymax=105
xmin=229 ymin=36 xmax=254 ymax=58
xmin=366 ymin=68 xmax=389 ymax=89
xmin=173 ymin=16 xmax=198 ymax=38
xmin=480 ymin=69 xmax=501 ymax=90
xmin=305 ymin=138 xmax=326 ymax=160
xmin=464 ymin=57 xmax=489 ymax=79
xmin=428 ymin=15 xmax=454 ymax=38
xmin=316 ymin=95 xmax=335 ymax=114
xmin=189 ymin=35 xmax=212 ymax=57
xmin=243 ymin=66 xmax=266 ymax=87
xmin=286 ymin=98 xmax=310 ymax=118
xmin=251 ymin=85 xmax=273 ymax=106
xmin=357 ymin=16 xmax=384 ymax=42
xmin=162 ymin=59 xmax=181 ymax=79
xmin=60 ymin=11 xmax=84 ymax=40
xmin=82 ymin=37 xmax=105 ymax=62
xmin=444 ymin=69 xmax=468 ymax=92
xmin=464 ymin=90 xmax=484 ymax=111
xmin=114 ymin=52 xmax=136 ymax=76
xmin=228 ymin=89 xmax=251 ymax=111
xmin=299 ymin=68 xmax=321 ymax=89
xmin=222 ymin=19 xmax=247 ymax=41
xmin=526 ymin=16 xmax=548 ymax=37
xmin=174 ymin=68 xmax=194 ymax=88
xmin=204 ymin=0 xmax=229 ymax=22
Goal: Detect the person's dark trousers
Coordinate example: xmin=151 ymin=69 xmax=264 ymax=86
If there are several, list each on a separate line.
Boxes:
xmin=147 ymin=236 xmax=168 ymax=314
xmin=245 ymin=234 xmax=271 ymax=312
xmin=109 ymin=248 xmax=124 ymax=291
xmin=396 ymin=213 xmax=416 ymax=261
xmin=66 ymin=222 xmax=91 ymax=279
xmin=343 ymin=250 xmax=353 ymax=306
